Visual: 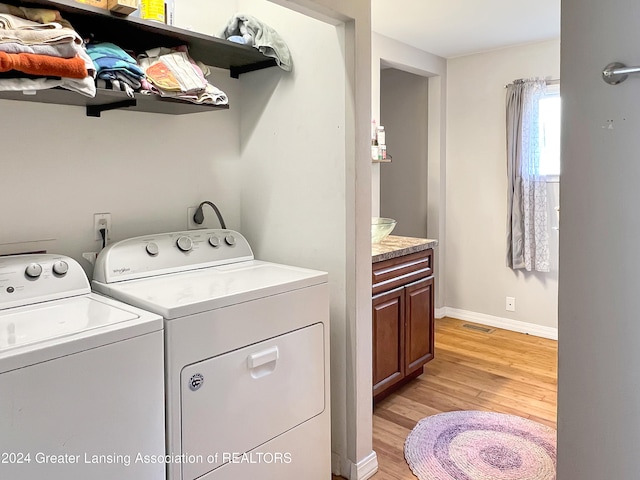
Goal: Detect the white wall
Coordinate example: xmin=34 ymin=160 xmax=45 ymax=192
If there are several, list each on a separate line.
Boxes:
xmin=238 ymin=1 xmax=376 ymax=478
xmin=379 ymin=68 xmax=429 ymax=238
xmin=0 ymin=71 xmax=241 ymax=272
xmin=445 ymin=39 xmax=560 ymax=333
xmin=175 ymin=0 xmax=237 ymax=34
xmin=0 ymin=1 xmax=375 ymax=477
xmin=559 ymin=0 xmax=640 ymax=477
xmin=234 ymin=0 xmax=349 ymax=467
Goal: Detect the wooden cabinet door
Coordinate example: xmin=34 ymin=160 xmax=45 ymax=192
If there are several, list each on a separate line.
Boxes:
xmin=372 ymin=286 xmax=405 ymax=396
xmin=404 ymin=277 xmax=434 ymax=375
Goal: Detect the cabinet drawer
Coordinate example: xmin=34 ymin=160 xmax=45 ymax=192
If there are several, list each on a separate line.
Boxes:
xmin=372 ymin=250 xmax=433 ymax=295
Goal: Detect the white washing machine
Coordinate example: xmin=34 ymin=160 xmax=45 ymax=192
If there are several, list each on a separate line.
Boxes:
xmin=92 ymin=228 xmax=331 ymax=480
xmin=0 ymin=254 xmax=165 ymax=480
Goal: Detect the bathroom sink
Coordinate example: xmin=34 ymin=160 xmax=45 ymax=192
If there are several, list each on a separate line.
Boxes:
xmin=372 ymin=218 xmax=397 ymax=243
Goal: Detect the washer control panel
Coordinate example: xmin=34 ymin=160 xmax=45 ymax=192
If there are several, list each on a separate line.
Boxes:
xmin=0 ymin=255 xmax=90 ymax=310
xmin=93 ymin=229 xmax=255 ymax=284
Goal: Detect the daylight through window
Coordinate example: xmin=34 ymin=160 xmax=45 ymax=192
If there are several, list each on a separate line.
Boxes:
xmin=538 ymin=87 xmax=561 ymax=177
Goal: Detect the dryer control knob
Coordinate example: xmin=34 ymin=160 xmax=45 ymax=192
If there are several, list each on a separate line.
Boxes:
xmin=25 ymin=263 xmax=43 ymax=278
xmin=177 ymin=236 xmax=193 ymax=252
xmin=146 ymin=242 xmax=159 ymax=256
xmin=209 ymin=236 xmax=220 ymax=248
xmin=225 ymin=234 xmax=236 ymax=246
xmin=52 ymin=260 xmax=69 ymax=276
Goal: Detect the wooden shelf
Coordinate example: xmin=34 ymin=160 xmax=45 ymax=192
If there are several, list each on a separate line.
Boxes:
xmin=0 ymin=87 xmax=229 ymax=116
xmin=372 ymin=153 xmax=392 ymax=163
xmin=0 ymin=0 xmax=278 ymax=115
xmin=14 ymin=0 xmax=277 ymax=77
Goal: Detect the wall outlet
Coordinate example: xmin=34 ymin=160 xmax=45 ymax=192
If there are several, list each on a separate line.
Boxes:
xmin=506 ymin=296 xmax=516 ymax=312
xmin=187 ymin=206 xmax=220 ymax=230
xmin=94 ymin=213 xmax=112 ymax=241
xmin=187 ymin=207 xmax=201 ymax=230
xmin=82 ymin=252 xmax=98 ymax=265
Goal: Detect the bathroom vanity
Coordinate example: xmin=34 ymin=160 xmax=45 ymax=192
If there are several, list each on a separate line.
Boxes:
xmin=372 ymin=236 xmax=438 ymax=400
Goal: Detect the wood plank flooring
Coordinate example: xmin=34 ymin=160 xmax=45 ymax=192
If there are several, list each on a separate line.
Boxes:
xmin=333 ymin=316 xmax=557 ymax=480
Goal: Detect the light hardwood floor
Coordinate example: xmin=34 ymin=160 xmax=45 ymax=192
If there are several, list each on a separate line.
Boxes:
xmin=333 ymin=316 xmax=557 ymax=480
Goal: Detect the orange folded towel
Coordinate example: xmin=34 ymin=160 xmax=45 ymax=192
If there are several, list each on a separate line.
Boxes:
xmin=0 ymin=51 xmax=86 ymax=78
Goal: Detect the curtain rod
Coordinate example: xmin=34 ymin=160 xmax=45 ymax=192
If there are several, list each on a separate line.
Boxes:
xmin=504 ymin=78 xmax=560 ymax=88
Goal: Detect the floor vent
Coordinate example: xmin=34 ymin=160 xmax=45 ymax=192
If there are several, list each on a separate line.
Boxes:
xmin=462 ymin=324 xmax=495 ymax=334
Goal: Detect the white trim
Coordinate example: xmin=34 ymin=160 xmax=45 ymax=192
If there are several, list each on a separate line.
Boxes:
xmin=349 ymin=451 xmax=379 ymax=480
xmin=443 ymin=307 xmax=558 ymax=340
xmin=435 ymin=307 xmax=447 ymax=319
xmin=332 ymin=452 xmax=342 ymax=477
xmin=341 ymin=457 xmax=352 ymax=479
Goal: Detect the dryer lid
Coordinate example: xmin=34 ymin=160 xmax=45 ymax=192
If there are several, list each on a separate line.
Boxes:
xmin=93 ymin=260 xmax=328 ymax=319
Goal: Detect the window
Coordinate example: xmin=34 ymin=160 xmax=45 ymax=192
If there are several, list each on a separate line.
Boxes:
xmin=538 ymin=85 xmax=561 ymax=179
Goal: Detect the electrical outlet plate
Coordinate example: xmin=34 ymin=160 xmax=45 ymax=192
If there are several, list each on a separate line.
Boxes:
xmin=82 ymin=252 xmax=98 ymax=265
xmin=187 ymin=206 xmax=219 ymax=230
xmin=506 ymin=296 xmax=516 ymax=312
xmin=94 ymin=213 xmax=112 ymax=241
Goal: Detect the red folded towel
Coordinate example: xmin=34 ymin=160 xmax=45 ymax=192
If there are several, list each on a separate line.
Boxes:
xmin=0 ymin=51 xmax=87 ymax=78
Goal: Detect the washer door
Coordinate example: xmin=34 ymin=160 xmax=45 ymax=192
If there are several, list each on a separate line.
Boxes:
xmin=180 ymin=323 xmax=325 ymax=480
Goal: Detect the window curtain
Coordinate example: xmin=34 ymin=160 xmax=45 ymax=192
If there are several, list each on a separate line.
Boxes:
xmin=506 ymin=79 xmax=550 ymax=272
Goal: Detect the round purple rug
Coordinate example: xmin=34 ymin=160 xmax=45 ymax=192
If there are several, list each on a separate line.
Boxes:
xmin=404 ymin=411 xmax=556 ymax=480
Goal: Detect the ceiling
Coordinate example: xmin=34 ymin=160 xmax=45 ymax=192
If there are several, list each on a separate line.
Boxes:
xmin=371 ymin=0 xmax=560 ymax=59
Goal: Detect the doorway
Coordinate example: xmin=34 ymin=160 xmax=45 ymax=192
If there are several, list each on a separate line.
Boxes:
xmin=379 ymin=67 xmax=430 ymax=238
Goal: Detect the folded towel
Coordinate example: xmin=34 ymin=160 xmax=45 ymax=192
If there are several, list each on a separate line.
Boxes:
xmin=0 ymin=75 xmax=95 ymax=97
xmin=220 ymin=14 xmax=291 ymax=71
xmin=0 ymin=26 xmax=82 ymax=45
xmin=86 ymin=42 xmax=144 ymax=78
xmin=144 ymin=51 xmax=205 ymax=93
xmin=0 ymin=51 xmax=87 ymax=78
xmin=138 ymin=46 xmax=228 ymax=105
xmin=0 ymin=3 xmax=72 ymax=29
xmin=96 ymin=77 xmax=135 ymax=97
xmin=98 ymin=69 xmax=141 ymax=89
xmin=227 ymin=35 xmax=250 ymax=45
xmin=0 ymin=40 xmax=78 ymax=58
xmin=75 ymin=43 xmax=96 ymax=78
xmin=0 ymin=13 xmax=62 ymax=30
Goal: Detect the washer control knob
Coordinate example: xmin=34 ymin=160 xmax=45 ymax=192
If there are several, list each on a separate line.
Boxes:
xmin=177 ymin=236 xmax=193 ymax=252
xmin=52 ymin=260 xmax=69 ymax=276
xmin=209 ymin=236 xmax=220 ymax=248
xmin=225 ymin=234 xmax=236 ymax=246
xmin=146 ymin=242 xmax=159 ymax=256
xmin=25 ymin=263 xmax=43 ymax=278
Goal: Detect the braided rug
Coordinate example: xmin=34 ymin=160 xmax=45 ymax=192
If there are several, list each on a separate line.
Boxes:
xmin=404 ymin=411 xmax=556 ymax=480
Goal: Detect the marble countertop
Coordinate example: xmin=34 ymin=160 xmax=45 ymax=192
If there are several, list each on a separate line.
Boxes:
xmin=372 ymin=235 xmax=438 ymax=263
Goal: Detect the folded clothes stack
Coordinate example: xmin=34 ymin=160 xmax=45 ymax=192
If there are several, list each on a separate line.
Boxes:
xmin=138 ymin=45 xmax=228 ymax=105
xmin=0 ymin=2 xmax=96 ymax=97
xmin=0 ymin=2 xmax=229 ymax=106
xmin=86 ymin=42 xmax=145 ymax=98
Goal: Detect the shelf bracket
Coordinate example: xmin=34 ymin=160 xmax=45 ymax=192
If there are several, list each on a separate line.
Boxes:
xmin=86 ymin=99 xmax=137 ymax=117
xmin=230 ymin=59 xmax=278 ymax=79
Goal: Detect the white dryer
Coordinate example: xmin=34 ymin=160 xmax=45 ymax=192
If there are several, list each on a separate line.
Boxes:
xmin=0 ymin=254 xmax=165 ymax=480
xmin=92 ymin=229 xmax=331 ymax=480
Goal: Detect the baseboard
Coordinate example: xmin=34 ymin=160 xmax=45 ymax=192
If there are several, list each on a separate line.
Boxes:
xmin=443 ymin=307 xmax=558 ymax=340
xmin=435 ymin=307 xmax=447 ymax=319
xmin=332 ymin=452 xmax=342 ymax=477
xmin=334 ymin=451 xmax=378 ymax=479
xmin=350 ymin=451 xmax=378 ymax=480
